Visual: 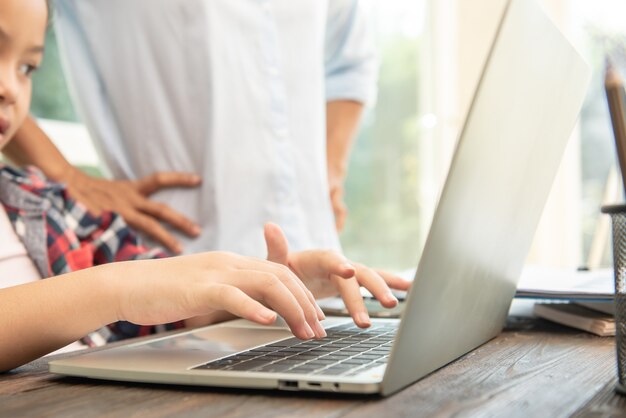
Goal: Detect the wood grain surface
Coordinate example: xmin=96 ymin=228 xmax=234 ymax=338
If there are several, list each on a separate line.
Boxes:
xmin=1 ymin=316 xmax=622 ymax=418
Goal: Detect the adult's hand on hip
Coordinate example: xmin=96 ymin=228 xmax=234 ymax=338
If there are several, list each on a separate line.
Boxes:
xmin=64 ymin=168 xmax=201 ymax=254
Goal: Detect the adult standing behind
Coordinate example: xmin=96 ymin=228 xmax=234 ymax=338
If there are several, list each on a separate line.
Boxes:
xmin=7 ymin=0 xmax=377 ymax=257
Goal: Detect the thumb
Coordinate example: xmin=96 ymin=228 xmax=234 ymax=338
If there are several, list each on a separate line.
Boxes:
xmin=264 ymin=222 xmax=289 ymax=265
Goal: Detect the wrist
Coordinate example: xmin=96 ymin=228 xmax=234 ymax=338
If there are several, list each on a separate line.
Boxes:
xmin=327 ymin=162 xmax=347 ymax=188
xmin=50 ymin=163 xmax=83 ymax=185
xmin=86 ymin=264 xmax=128 ymax=324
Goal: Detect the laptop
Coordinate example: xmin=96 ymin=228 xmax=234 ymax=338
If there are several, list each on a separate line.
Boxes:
xmin=49 ymin=0 xmax=591 ymax=396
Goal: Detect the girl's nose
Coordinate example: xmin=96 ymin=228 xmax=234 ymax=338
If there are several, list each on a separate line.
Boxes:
xmin=0 ymin=68 xmax=19 ymax=106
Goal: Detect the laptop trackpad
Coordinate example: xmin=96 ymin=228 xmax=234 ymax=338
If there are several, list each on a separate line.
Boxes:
xmin=70 ymin=325 xmax=293 ymax=372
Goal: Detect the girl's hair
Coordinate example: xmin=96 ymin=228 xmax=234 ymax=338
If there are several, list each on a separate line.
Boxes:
xmin=46 ymin=0 xmax=53 ymax=26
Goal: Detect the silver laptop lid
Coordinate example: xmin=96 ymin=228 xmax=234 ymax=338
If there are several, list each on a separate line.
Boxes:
xmin=382 ymin=0 xmax=590 ymax=395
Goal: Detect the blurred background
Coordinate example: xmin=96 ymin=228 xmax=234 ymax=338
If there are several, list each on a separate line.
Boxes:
xmin=30 ymin=0 xmax=626 ymax=271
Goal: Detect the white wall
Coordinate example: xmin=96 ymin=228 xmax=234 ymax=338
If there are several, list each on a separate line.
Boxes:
xmin=38 ymin=119 xmax=100 ymax=168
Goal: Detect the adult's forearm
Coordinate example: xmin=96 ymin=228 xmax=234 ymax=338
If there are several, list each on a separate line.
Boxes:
xmin=325 ymin=100 xmax=364 ymax=231
xmin=326 ymin=100 xmax=364 ymax=182
xmin=3 ymin=116 xmax=76 ymax=182
xmin=0 ymin=268 xmax=118 ymax=372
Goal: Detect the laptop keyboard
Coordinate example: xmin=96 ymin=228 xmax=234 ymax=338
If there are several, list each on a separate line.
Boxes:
xmin=193 ymin=322 xmax=397 ymax=376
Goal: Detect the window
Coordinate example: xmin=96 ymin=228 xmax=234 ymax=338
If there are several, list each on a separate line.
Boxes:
xmin=340 ymin=0 xmax=428 ymax=271
xmin=570 ymin=0 xmax=626 ymax=267
xmin=31 ymin=29 xmax=77 ymax=122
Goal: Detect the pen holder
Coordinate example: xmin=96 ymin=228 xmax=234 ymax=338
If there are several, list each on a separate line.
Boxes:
xmin=601 ymin=204 xmax=626 ymax=395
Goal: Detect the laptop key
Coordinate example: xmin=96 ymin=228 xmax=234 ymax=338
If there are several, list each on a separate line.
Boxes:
xmin=342 ymin=358 xmax=371 ymax=365
xmin=290 ymin=354 xmax=318 ymax=361
xmin=256 ymin=353 xmax=284 ymax=359
xmin=226 ymin=360 xmax=271 ymax=371
xmin=247 ymin=347 xmax=276 ymax=353
xmin=354 ymin=354 xmax=379 ymax=361
xmin=305 ymin=359 xmax=337 ymax=367
xmin=229 ymin=354 xmax=257 ymax=361
xmin=305 ymin=349 xmax=328 ymax=356
xmin=322 ymin=354 xmax=351 ymax=361
xmin=341 ymin=347 xmax=365 ymax=353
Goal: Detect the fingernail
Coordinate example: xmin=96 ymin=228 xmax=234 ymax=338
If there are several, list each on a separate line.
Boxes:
xmin=341 ymin=263 xmax=356 ymax=272
xmin=191 ymin=225 xmax=201 ymax=235
xmin=313 ymin=321 xmax=327 ymax=339
xmin=259 ymin=310 xmax=277 ymax=322
xmin=357 ymin=312 xmax=371 ymax=328
xmin=174 ymin=243 xmax=183 ymax=254
xmin=303 ymin=323 xmax=316 ymax=339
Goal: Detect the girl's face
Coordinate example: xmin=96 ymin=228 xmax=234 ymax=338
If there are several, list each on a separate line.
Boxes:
xmin=0 ymin=0 xmax=47 ymax=150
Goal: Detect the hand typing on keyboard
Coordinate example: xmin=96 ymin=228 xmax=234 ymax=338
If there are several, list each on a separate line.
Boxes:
xmin=264 ymin=223 xmax=412 ymax=329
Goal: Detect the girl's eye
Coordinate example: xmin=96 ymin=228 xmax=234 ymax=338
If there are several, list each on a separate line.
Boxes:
xmin=18 ymin=64 xmax=38 ymax=78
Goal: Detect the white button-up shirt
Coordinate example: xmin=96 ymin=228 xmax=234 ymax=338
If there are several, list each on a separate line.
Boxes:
xmin=54 ymin=0 xmax=377 ymax=256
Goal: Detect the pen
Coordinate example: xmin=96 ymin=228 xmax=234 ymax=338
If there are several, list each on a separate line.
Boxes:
xmin=604 ymin=58 xmax=626 ymax=195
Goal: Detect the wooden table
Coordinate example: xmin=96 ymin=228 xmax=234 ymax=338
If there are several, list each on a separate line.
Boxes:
xmin=2 ymin=311 xmax=626 ymax=417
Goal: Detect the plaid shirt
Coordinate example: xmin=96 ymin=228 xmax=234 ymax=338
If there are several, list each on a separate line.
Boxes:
xmin=0 ymin=165 xmax=184 ymax=344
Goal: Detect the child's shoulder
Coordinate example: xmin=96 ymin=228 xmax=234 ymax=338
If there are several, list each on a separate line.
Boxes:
xmin=0 ymin=164 xmax=71 ymax=212
xmin=0 ymin=164 xmax=67 ymax=195
xmin=0 ymin=164 xmax=54 ymax=188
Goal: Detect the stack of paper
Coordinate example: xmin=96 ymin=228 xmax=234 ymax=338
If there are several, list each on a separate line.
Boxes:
xmin=533 ymin=302 xmax=615 ymax=336
xmin=516 ymin=267 xmax=614 ymax=300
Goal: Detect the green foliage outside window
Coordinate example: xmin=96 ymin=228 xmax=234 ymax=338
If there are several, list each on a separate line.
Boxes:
xmin=341 ymin=37 xmax=422 ymax=271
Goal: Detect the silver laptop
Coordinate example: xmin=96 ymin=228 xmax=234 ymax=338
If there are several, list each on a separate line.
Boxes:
xmin=49 ymin=0 xmax=590 ymax=396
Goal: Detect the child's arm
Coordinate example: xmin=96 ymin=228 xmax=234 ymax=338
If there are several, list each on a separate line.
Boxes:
xmin=0 ymin=251 xmax=333 ymax=372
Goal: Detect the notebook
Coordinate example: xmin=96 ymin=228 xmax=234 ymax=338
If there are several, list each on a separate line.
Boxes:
xmin=49 ymin=0 xmax=590 ymax=396
xmin=534 ymin=303 xmax=615 ymax=336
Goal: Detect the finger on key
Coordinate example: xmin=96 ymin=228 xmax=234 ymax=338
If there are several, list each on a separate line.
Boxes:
xmin=376 ymin=269 xmax=413 ymax=291
xmin=352 ymin=264 xmax=398 ymax=308
xmin=333 ymin=274 xmax=371 ymax=328
xmin=245 ymin=262 xmax=326 ymax=338
xmin=227 ymin=270 xmax=316 ymax=340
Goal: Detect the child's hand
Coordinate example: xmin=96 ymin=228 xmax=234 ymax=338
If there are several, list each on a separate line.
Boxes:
xmin=108 ymin=252 xmax=327 ymax=340
xmin=264 ymin=223 xmax=412 ymax=328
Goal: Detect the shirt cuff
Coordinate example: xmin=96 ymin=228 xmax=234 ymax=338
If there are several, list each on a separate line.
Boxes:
xmin=326 ymin=74 xmax=378 ymax=106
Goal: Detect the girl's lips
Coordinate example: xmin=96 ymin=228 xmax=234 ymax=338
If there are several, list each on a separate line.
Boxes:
xmin=0 ymin=118 xmax=9 ymax=135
